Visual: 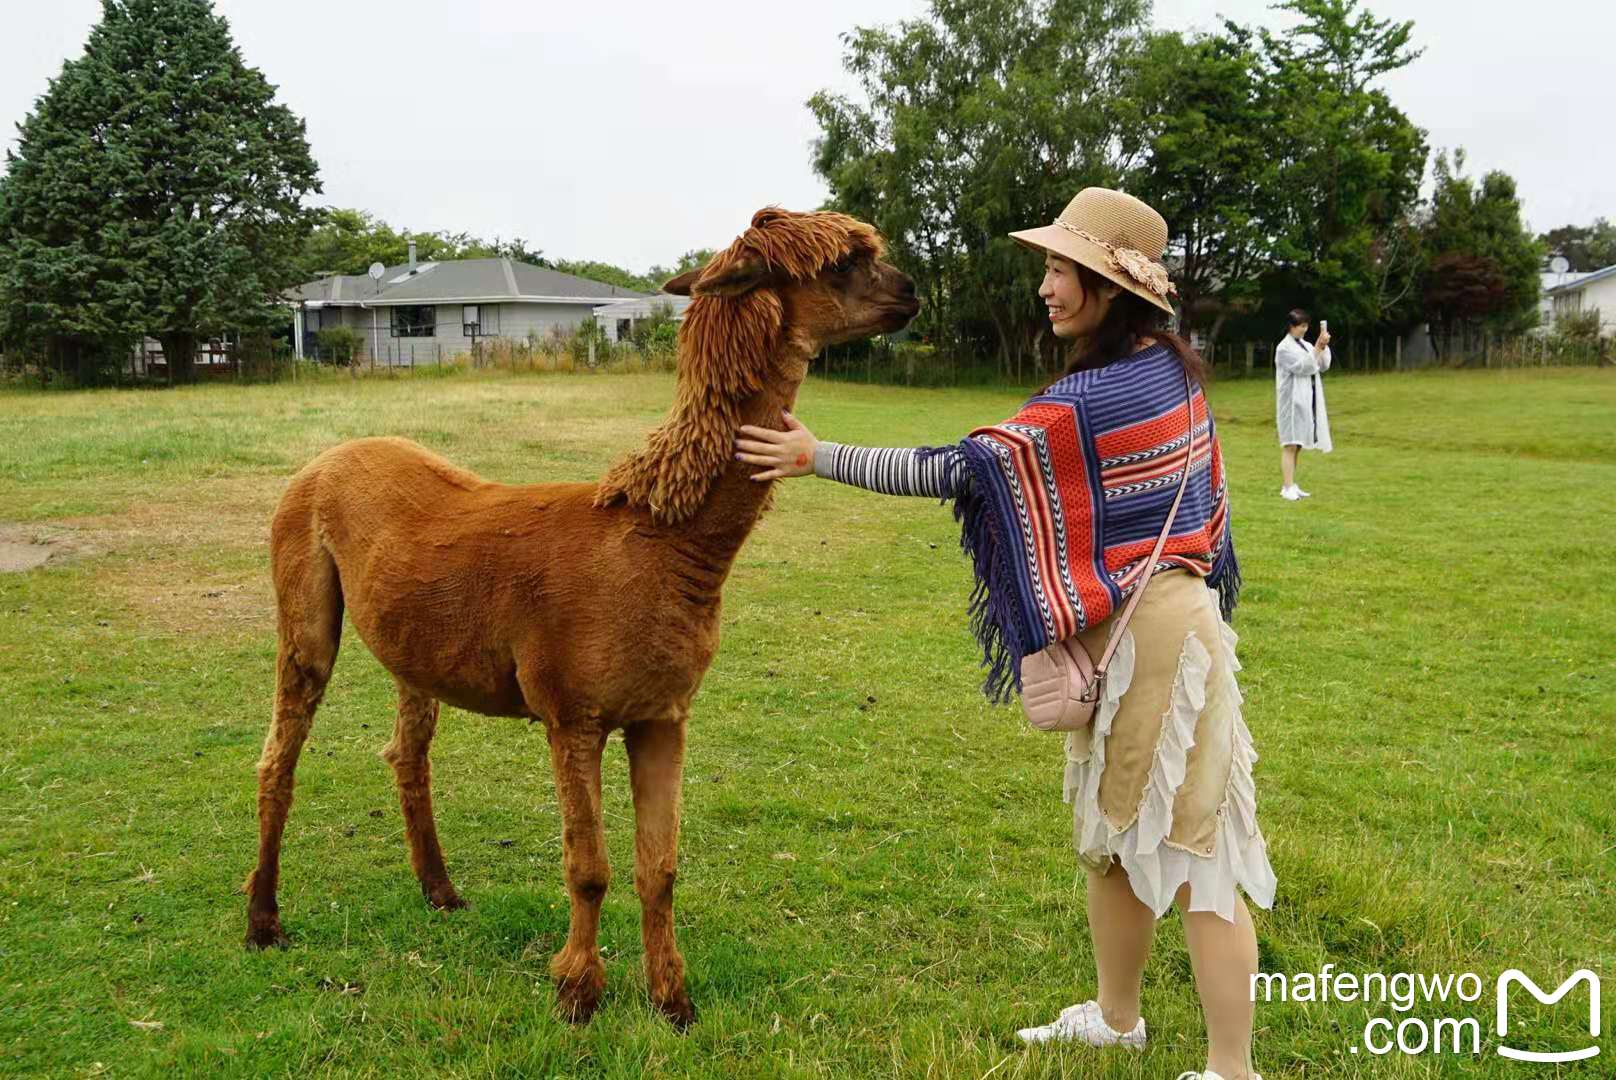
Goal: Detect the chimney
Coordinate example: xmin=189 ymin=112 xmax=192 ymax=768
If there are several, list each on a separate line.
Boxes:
xmin=407 ymin=240 xmax=417 ymax=270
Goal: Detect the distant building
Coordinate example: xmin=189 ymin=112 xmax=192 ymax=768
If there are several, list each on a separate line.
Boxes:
xmin=593 ymin=294 xmax=693 ymax=343
xmin=1544 ymin=265 xmax=1616 ymax=335
xmin=288 ymin=243 xmax=648 ymax=363
xmin=1539 ymin=268 xmax=1590 ymax=330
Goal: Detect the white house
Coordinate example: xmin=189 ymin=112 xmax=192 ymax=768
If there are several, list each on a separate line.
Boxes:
xmin=290 ymin=244 xmax=648 ymax=363
xmin=1544 ymin=264 xmax=1616 ymax=335
xmin=1538 ymin=269 xmax=1588 ymax=329
xmin=593 ymin=293 xmax=693 ymax=343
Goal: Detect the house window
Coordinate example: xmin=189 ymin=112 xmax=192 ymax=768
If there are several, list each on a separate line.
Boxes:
xmin=462 ymin=303 xmax=499 ymax=336
xmin=1553 ymin=293 xmax=1582 ymax=322
xmin=391 ymin=305 xmax=436 ymax=337
xmin=617 ymin=319 xmax=632 ymax=340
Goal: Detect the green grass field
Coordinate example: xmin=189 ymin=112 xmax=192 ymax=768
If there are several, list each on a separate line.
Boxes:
xmin=2 ymin=365 xmax=1613 ymax=1078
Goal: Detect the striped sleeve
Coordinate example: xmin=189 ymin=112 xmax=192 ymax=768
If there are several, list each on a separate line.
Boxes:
xmin=812 ymin=442 xmax=967 ymax=499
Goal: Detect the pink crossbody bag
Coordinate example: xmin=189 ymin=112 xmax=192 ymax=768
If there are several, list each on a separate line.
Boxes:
xmin=1019 ymin=371 xmax=1195 ymax=732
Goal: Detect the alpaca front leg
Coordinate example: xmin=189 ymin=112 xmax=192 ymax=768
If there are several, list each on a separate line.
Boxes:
xmin=546 ymin=722 xmax=611 ymax=1023
xmin=625 ymin=718 xmax=694 ymax=1029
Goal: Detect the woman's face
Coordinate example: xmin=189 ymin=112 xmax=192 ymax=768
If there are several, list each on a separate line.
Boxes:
xmin=1290 ymin=322 xmax=1309 ymax=339
xmin=1040 ymin=254 xmax=1117 ymax=340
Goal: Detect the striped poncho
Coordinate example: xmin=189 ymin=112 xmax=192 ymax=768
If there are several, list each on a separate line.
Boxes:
xmin=816 ymin=345 xmax=1240 ymax=701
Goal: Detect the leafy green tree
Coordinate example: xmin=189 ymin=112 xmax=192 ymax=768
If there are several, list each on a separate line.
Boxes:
xmin=413 ymin=230 xmax=544 ymax=265
xmin=0 ymin=0 xmax=321 ymax=383
xmin=1539 ymin=219 xmax=1616 ymax=274
xmin=296 ymin=208 xmax=406 ymax=278
xmin=296 ymin=207 xmax=663 ymax=294
xmin=628 ymin=301 xmax=679 ymax=352
xmin=1421 ymin=149 xmax=1543 ymax=337
xmin=547 ymin=259 xmax=656 ymax=293
xmin=295 ymin=209 xmax=547 ymax=279
xmin=1123 ymin=25 xmax=1277 ymax=347
xmin=1253 ymin=0 xmax=1428 ymax=333
xmin=313 ymin=325 xmax=361 ymax=365
xmin=1270 ymin=0 xmax=1422 ymax=94
xmin=810 ymin=0 xmax=1150 ymax=377
xmin=645 ymin=249 xmax=717 ymax=290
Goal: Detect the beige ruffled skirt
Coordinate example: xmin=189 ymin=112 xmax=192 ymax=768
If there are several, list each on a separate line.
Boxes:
xmin=1062 ymin=570 xmax=1277 ymax=922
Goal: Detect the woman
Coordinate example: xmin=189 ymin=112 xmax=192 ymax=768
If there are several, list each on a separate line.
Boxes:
xmin=1274 ymin=309 xmax=1332 ymax=499
xmin=736 ymin=189 xmax=1276 ymax=1080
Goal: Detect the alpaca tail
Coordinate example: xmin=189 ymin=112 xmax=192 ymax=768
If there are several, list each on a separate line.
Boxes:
xmin=269 ymin=464 xmax=345 ymax=675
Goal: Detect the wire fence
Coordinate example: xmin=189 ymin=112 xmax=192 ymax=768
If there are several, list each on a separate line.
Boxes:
xmin=4 ymin=329 xmax=1610 ymax=390
xmin=816 ymin=331 xmax=1613 ymax=388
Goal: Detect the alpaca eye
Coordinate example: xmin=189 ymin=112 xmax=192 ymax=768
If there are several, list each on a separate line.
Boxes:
xmin=833 ymin=255 xmax=855 ymax=275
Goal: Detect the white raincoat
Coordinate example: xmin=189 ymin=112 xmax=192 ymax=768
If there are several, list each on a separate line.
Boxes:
xmin=1274 ymin=334 xmax=1332 ymax=451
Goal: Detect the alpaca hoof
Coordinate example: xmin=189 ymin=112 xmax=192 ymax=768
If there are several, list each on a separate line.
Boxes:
xmin=425 ymin=885 xmax=467 ymax=911
xmin=244 ymin=919 xmax=290 ymax=950
xmin=551 ymin=953 xmax=607 ymax=1025
xmin=554 ymin=972 xmax=605 ymax=1025
xmin=656 ymin=991 xmax=697 ymax=1031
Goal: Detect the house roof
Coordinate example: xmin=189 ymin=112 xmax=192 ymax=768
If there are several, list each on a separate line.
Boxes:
xmin=290 ymin=258 xmax=650 ymax=307
xmin=1546 ymin=264 xmax=1616 ymax=295
xmin=592 ymin=293 xmax=693 ymax=319
xmin=1540 ymin=270 xmax=1588 ymax=291
xmin=291 ymin=272 xmax=384 ymax=305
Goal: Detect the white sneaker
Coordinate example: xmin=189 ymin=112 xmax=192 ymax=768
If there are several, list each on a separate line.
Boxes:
xmin=1175 ymin=1071 xmax=1263 ymax=1080
xmin=1294 ymin=486 xmax=1311 ymax=497
xmin=1280 ymin=485 xmax=1302 ymax=501
xmin=1015 ymin=1000 xmax=1145 ymax=1048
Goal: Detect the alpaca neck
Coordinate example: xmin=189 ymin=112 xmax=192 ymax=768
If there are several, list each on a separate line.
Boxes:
xmin=682 ymin=368 xmax=805 ymax=550
xmin=596 ymin=331 xmax=812 ymax=585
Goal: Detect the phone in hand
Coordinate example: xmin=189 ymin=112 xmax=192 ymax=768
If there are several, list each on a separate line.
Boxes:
xmin=1320 ymin=320 xmax=1328 ymax=333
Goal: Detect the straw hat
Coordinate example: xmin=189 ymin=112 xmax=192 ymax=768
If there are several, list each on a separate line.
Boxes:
xmin=1009 ymin=187 xmax=1177 ymax=314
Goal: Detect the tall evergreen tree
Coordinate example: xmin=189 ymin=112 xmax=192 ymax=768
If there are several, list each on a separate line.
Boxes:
xmin=0 ymin=0 xmax=320 ymax=382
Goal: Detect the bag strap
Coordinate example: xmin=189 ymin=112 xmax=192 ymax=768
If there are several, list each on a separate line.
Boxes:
xmin=1090 ymin=369 xmax=1197 ymax=678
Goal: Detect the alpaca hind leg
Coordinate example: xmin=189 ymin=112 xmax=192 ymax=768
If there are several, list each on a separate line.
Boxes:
xmin=244 ymin=639 xmax=335 ymax=948
xmin=625 ymin=718 xmax=694 ymax=1029
xmin=382 ymin=684 xmax=464 ymax=910
xmin=245 ymin=523 xmax=341 ymax=950
xmin=546 ymin=722 xmax=611 ymax=1023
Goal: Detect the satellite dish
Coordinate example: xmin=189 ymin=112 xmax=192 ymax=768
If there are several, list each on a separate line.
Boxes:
xmin=1549 ymin=255 xmax=1570 ymax=275
xmin=368 ymin=262 xmax=386 ymax=281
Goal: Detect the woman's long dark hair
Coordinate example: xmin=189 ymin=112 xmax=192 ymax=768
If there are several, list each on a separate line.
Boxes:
xmin=1044 ymin=262 xmax=1207 ymax=389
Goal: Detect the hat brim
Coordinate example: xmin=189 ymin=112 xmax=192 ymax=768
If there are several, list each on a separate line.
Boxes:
xmin=1009 ymin=224 xmax=1175 ymax=315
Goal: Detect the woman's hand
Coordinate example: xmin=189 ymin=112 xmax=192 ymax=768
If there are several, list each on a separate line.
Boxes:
xmin=735 ymin=412 xmax=818 ymax=482
xmin=1315 ymin=329 xmax=1332 ymax=352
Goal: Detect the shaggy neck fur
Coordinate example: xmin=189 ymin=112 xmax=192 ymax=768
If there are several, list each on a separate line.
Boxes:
xmin=595 ymin=287 xmax=808 ymax=539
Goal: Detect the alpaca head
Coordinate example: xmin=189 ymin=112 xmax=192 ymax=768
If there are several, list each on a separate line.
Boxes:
xmin=596 ymin=209 xmax=917 ymax=526
xmin=663 ymin=207 xmax=919 ymax=367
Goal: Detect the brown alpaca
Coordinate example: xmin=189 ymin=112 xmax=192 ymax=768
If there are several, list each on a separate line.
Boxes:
xmin=243 ymin=207 xmax=918 ymax=1027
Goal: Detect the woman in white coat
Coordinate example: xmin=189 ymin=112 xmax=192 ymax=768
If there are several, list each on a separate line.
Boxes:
xmin=1274 ymin=308 xmax=1331 ymax=500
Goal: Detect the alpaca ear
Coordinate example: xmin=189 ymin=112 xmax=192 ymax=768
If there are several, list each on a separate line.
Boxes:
xmin=662 ymin=268 xmax=702 ymax=296
xmin=691 ymin=255 xmax=768 ymax=298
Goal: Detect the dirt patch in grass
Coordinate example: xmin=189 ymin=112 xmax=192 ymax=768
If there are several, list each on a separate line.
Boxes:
xmin=65 ymin=477 xmax=281 ymax=636
xmin=0 ymin=522 xmax=94 ymax=572
xmin=69 ymin=475 xmax=280 ymax=552
xmin=100 ymin=568 xmax=276 ymax=637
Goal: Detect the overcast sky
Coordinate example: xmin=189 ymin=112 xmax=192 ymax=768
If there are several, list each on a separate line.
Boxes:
xmin=4 ymin=0 xmax=1611 ymax=272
